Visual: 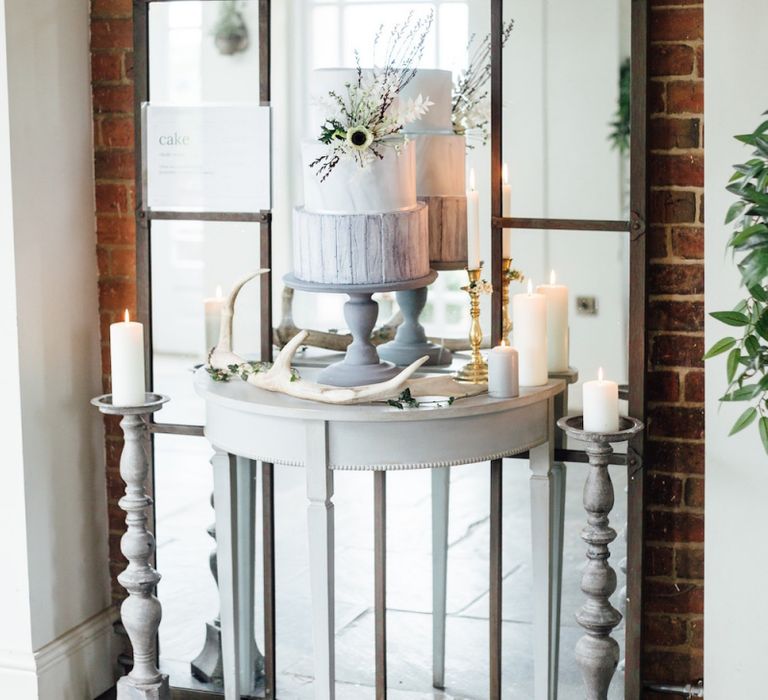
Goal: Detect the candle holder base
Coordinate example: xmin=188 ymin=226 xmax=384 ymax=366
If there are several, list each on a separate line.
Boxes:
xmin=378 ymin=287 xmax=452 ymax=367
xmin=455 ymin=359 xmax=488 ymax=384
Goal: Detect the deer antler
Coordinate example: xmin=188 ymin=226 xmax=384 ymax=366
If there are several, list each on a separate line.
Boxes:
xmin=207 ymin=271 xmax=430 ymax=404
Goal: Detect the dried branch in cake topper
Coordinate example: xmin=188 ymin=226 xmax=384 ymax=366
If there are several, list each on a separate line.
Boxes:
xmin=311 ymin=11 xmax=435 ymax=181
xmin=452 ymin=19 xmax=514 ymax=147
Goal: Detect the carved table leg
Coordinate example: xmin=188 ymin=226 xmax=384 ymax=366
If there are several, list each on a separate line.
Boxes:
xmin=212 ymin=449 xmax=241 ymax=700
xmin=192 ymin=459 xmax=265 ymax=691
xmin=305 ymin=421 xmax=335 ymax=699
xmin=90 ymin=393 xmax=172 ymax=700
xmin=378 ymin=288 xmax=452 ymax=367
xmin=431 ymin=468 xmax=450 ymax=689
xmin=191 ymin=493 xmax=223 ymax=684
xmin=374 ymin=471 xmax=387 ymax=700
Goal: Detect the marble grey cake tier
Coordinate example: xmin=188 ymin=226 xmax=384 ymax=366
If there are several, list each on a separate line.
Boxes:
xmin=292 ymin=203 xmax=429 ymax=285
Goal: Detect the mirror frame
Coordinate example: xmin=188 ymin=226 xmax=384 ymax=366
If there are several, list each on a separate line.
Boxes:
xmin=131 ymin=1 xmax=647 ymax=697
xmin=489 ymin=1 xmax=648 ymax=696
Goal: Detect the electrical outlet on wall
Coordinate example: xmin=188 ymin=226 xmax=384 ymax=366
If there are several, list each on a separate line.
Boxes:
xmin=576 ymin=296 xmax=598 ymax=315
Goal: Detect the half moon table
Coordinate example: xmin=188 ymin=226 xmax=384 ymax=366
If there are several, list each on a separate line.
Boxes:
xmin=195 ymin=369 xmax=565 ymax=700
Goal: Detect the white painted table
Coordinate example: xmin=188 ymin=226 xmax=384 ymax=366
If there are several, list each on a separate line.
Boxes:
xmin=195 ymin=369 xmax=565 ymax=700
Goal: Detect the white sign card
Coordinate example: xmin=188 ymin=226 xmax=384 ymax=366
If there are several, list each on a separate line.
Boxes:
xmin=144 ymin=103 xmax=271 ymax=213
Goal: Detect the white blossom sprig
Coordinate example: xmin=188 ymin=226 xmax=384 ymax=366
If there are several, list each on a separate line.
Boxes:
xmin=310 ymin=11 xmax=434 ymax=181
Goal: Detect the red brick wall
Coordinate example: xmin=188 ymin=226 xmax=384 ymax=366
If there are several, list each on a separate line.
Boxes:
xmin=644 ymin=0 xmax=704 ymax=693
xmin=88 ymin=0 xmax=706 ymax=684
xmin=91 ymin=0 xmax=137 ymax=603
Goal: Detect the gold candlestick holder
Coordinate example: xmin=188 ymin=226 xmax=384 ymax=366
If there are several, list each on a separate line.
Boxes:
xmin=501 ymin=258 xmax=513 ymax=346
xmin=500 ymin=258 xmax=524 ymax=347
xmin=457 ymin=267 xmax=489 ymax=384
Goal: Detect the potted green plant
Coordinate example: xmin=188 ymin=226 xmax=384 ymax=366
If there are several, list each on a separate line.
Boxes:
xmin=705 ymin=111 xmax=768 ymax=452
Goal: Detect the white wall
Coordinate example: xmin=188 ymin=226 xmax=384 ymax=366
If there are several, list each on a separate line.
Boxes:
xmin=0 ymin=0 xmax=114 ymax=697
xmin=704 ymin=1 xmax=768 ymax=697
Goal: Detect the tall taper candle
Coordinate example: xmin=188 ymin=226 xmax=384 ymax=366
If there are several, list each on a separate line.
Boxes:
xmin=466 ymin=168 xmax=481 ymax=269
xmin=583 ymin=367 xmax=620 ymax=432
xmin=110 ymin=309 xmax=146 ymax=407
xmin=502 ymin=163 xmax=512 ymax=258
xmin=536 ymin=270 xmax=569 ymax=371
xmin=512 ymin=280 xmax=548 ymax=386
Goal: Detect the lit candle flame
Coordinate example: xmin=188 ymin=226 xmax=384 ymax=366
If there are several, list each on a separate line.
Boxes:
xmin=598 ymin=367 xmax=604 ymax=382
xmin=502 ymin=163 xmax=509 ymax=186
xmin=124 ymin=309 xmax=130 ymax=323
xmin=215 ymin=285 xmax=223 ymax=299
xmin=469 ymin=168 xmax=476 ymax=191
xmin=550 ymin=269 xmax=556 ymax=285
xmin=527 ymin=279 xmax=533 ymax=295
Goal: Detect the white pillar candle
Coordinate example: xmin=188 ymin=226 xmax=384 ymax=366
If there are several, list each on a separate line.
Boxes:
xmin=583 ymin=367 xmax=620 ymax=432
xmin=110 ymin=309 xmax=146 ymax=407
xmin=501 ymin=163 xmax=512 ymax=258
xmin=488 ymin=345 xmax=519 ymax=398
xmin=204 ymin=285 xmax=225 ymax=353
xmin=466 ymin=168 xmax=481 ymax=269
xmin=512 ymin=280 xmax=548 ymax=386
xmin=536 ymin=270 xmax=569 ymax=372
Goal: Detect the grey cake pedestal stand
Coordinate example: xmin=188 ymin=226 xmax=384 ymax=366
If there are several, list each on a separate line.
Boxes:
xmin=284 ymin=271 xmax=437 ymax=387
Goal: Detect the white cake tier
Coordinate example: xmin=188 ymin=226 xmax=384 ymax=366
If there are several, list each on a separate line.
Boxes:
xmin=293 ymin=203 xmax=430 ymax=285
xmin=412 ymin=133 xmax=466 ymax=197
xmin=399 ymin=69 xmax=454 ymax=132
xmin=302 ymin=139 xmax=417 ymax=215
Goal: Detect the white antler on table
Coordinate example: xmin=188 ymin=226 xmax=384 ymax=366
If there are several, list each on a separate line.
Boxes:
xmin=208 ymin=270 xmax=486 ymax=405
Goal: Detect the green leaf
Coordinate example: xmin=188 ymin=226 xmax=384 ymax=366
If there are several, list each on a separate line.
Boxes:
xmin=704 ymin=337 xmax=737 ymax=359
xmin=730 ymin=407 xmax=758 ymax=435
xmin=760 ymin=417 xmax=768 ymax=455
xmin=739 ymin=249 xmax=768 ymax=288
xmin=746 ymin=335 xmax=761 ymax=357
xmin=725 ymin=201 xmax=747 ymax=224
xmin=748 ymin=283 xmax=768 ymax=302
xmin=729 ymin=223 xmax=768 ymax=247
xmin=727 ymin=347 xmax=741 ymax=382
xmin=721 ymin=385 xmax=759 ymax=401
xmin=726 ymin=348 xmax=741 ymax=384
xmin=756 ymin=309 xmax=768 ymax=341
xmin=710 ymin=310 xmax=750 ymax=326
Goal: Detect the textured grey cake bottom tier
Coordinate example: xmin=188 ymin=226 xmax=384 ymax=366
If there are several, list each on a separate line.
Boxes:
xmin=419 ymin=194 xmax=468 ymax=270
xmin=292 ymin=203 xmax=429 ymax=285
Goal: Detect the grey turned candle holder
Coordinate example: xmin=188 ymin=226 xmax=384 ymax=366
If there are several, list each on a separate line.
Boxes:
xmin=91 ymin=392 xmax=170 ymax=700
xmin=556 ymin=414 xmax=644 ymax=700
xmin=284 ymin=271 xmax=437 ymax=386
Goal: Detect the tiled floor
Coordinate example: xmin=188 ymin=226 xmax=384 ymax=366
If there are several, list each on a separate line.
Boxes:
xmin=154 ymin=432 xmax=628 ymax=699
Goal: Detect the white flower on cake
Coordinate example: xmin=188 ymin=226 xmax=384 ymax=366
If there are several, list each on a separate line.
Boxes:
xmin=310 ymin=11 xmax=434 ymax=181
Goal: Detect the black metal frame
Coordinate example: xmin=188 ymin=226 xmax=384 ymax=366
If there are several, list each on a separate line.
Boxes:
xmin=489 ymin=1 xmax=647 ymax=697
xmin=132 ymin=0 xmax=275 ymax=697
xmin=131 ymin=0 xmax=647 ymax=697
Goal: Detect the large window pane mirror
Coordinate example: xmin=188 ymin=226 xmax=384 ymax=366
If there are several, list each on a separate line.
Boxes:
xmin=143 ymin=0 xmax=639 ymax=696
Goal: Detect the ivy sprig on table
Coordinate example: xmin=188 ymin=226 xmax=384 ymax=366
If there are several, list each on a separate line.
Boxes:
xmin=386 ymin=388 xmax=455 ymax=409
xmin=206 ymin=361 xmax=300 ymax=383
